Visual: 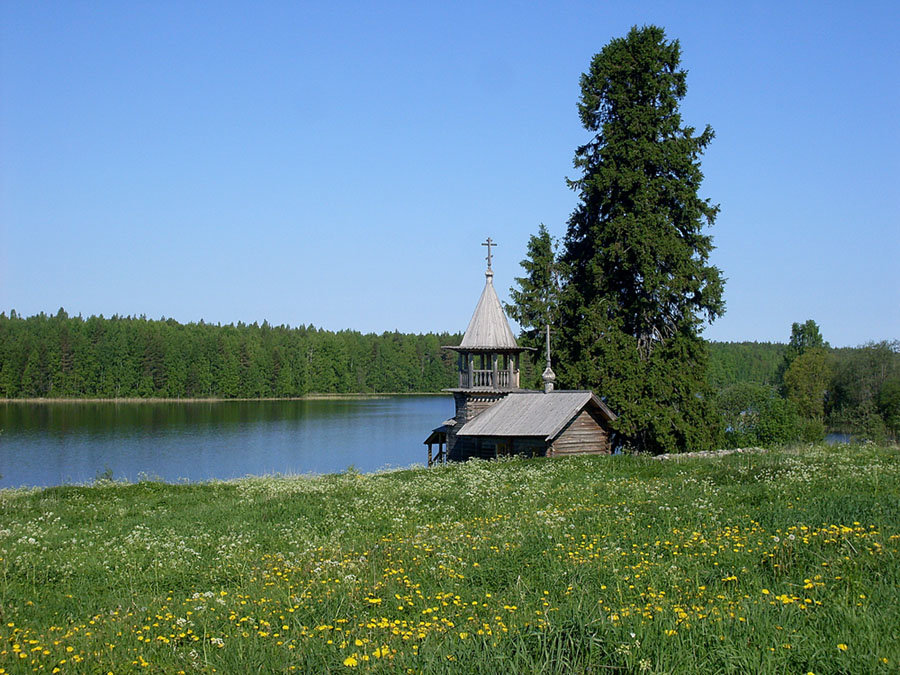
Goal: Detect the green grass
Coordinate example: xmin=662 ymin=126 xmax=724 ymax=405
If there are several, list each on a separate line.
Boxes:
xmin=1 ymin=444 xmax=898 ymax=673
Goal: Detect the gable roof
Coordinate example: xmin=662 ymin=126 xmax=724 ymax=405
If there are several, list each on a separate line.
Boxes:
xmin=456 ymin=391 xmax=616 ymax=440
xmin=457 ymin=271 xmax=520 ymax=350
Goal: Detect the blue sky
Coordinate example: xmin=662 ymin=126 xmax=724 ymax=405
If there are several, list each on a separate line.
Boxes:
xmin=1 ymin=1 xmax=897 ymax=347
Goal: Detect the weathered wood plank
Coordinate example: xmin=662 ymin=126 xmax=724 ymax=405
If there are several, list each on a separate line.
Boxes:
xmin=550 ymin=409 xmax=610 ymax=455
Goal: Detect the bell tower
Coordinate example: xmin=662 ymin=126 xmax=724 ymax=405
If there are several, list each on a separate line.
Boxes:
xmin=441 ymin=239 xmax=530 ymax=458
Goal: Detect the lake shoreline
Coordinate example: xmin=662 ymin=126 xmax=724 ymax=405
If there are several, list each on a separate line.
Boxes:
xmin=0 ymin=395 xmax=450 ymax=488
xmin=0 ymin=392 xmax=450 ymax=404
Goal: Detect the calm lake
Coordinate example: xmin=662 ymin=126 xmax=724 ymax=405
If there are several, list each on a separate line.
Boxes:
xmin=0 ymin=396 xmax=452 ymax=489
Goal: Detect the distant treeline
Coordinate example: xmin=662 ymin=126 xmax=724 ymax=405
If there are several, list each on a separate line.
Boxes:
xmin=710 ymin=336 xmax=900 ymax=443
xmin=1 ymin=312 xmax=897 ymax=441
xmin=0 ymin=310 xmax=461 ymax=398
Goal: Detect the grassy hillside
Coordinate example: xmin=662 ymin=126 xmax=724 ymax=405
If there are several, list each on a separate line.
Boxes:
xmin=1 ymin=444 xmax=898 ymax=673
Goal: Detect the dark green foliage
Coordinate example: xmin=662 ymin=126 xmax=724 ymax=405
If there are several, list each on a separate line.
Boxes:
xmin=796 ymin=417 xmax=827 ymax=443
xmin=0 ymin=311 xmax=460 ymax=398
xmin=878 ymin=376 xmax=900 ymax=438
xmin=706 ymin=342 xmax=786 ymax=389
xmin=783 ymin=347 xmax=831 ymax=421
xmin=506 ymin=224 xmax=560 ymax=388
xmin=777 ymin=319 xmax=827 ymax=387
xmin=556 ymin=25 xmax=724 ymax=454
xmin=757 ymin=320 xmax=832 ymax=441
xmin=827 ymin=340 xmax=900 ymax=439
xmin=716 ymin=383 xmax=802 ymax=448
xmin=787 ymin=319 xmax=826 ymax=353
xmin=715 ymin=338 xmax=899 ymax=442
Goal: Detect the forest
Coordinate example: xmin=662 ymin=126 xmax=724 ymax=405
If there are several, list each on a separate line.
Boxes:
xmin=0 ymin=309 xmax=460 ymax=398
xmin=709 ymin=333 xmax=899 ymax=444
xmin=1 ymin=311 xmax=897 ymax=442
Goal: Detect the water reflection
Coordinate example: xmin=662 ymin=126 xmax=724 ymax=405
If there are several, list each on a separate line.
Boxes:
xmin=0 ymin=397 xmax=452 ymax=488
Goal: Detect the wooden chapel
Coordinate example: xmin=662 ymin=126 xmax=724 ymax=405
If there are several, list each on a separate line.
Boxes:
xmin=424 ymin=239 xmax=616 ymax=466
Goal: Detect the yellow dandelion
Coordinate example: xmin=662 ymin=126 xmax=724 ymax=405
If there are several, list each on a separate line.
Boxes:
xmin=837 ymin=643 xmax=848 ymax=651
xmin=343 ymin=655 xmax=358 ymax=667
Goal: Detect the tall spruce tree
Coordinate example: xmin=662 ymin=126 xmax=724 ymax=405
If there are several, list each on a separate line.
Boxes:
xmin=506 ymin=224 xmax=560 ymax=386
xmin=557 ymin=25 xmax=724 ymax=454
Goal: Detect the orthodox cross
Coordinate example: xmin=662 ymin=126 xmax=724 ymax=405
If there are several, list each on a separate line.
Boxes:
xmin=482 ymin=237 xmax=497 ymax=270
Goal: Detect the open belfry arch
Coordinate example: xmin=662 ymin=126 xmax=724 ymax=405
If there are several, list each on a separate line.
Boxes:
xmin=425 ymin=240 xmax=616 ymax=466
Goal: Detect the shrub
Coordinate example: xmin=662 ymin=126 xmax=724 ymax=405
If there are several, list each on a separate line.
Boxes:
xmin=717 ymin=383 xmax=801 ymax=448
xmin=877 ymin=376 xmax=900 ymax=439
xmin=796 ymin=417 xmax=826 ymax=443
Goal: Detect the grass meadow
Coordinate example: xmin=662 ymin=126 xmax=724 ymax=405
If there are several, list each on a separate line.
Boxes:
xmin=1 ymin=444 xmax=898 ymax=673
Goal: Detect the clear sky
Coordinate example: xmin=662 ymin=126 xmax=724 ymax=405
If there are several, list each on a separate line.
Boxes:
xmin=1 ymin=1 xmax=898 ymax=347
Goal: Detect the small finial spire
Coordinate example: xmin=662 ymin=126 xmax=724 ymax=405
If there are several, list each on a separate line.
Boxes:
xmin=542 ymin=324 xmax=556 ymax=393
xmin=545 ymin=324 xmax=551 ymax=367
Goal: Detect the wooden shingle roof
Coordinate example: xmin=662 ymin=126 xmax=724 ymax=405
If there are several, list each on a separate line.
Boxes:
xmin=455 ymin=271 xmax=520 ymax=350
xmin=456 ymin=391 xmax=616 ymax=440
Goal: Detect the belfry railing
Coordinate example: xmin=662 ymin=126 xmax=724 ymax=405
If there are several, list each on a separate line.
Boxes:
xmin=458 ymin=369 xmax=514 ymax=389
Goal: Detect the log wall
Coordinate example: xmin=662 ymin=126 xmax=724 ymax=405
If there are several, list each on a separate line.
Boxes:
xmin=548 ymin=408 xmax=611 ymax=456
xmin=448 ymin=392 xmax=509 ymax=460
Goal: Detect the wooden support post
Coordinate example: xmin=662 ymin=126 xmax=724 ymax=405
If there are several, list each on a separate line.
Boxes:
xmin=427 ymin=444 xmax=433 ymax=467
xmin=492 ymin=353 xmax=498 ymax=389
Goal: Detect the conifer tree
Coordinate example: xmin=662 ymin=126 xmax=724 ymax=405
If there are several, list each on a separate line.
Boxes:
xmin=506 ymin=224 xmax=560 ymax=385
xmin=557 ymin=25 xmax=724 ymax=454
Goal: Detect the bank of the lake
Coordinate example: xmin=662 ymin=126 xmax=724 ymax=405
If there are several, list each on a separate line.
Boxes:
xmin=0 ymin=396 xmax=452 ymax=488
xmin=0 ymin=393 xmax=450 ymax=403
xmin=1 ymin=444 xmax=897 ymax=673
